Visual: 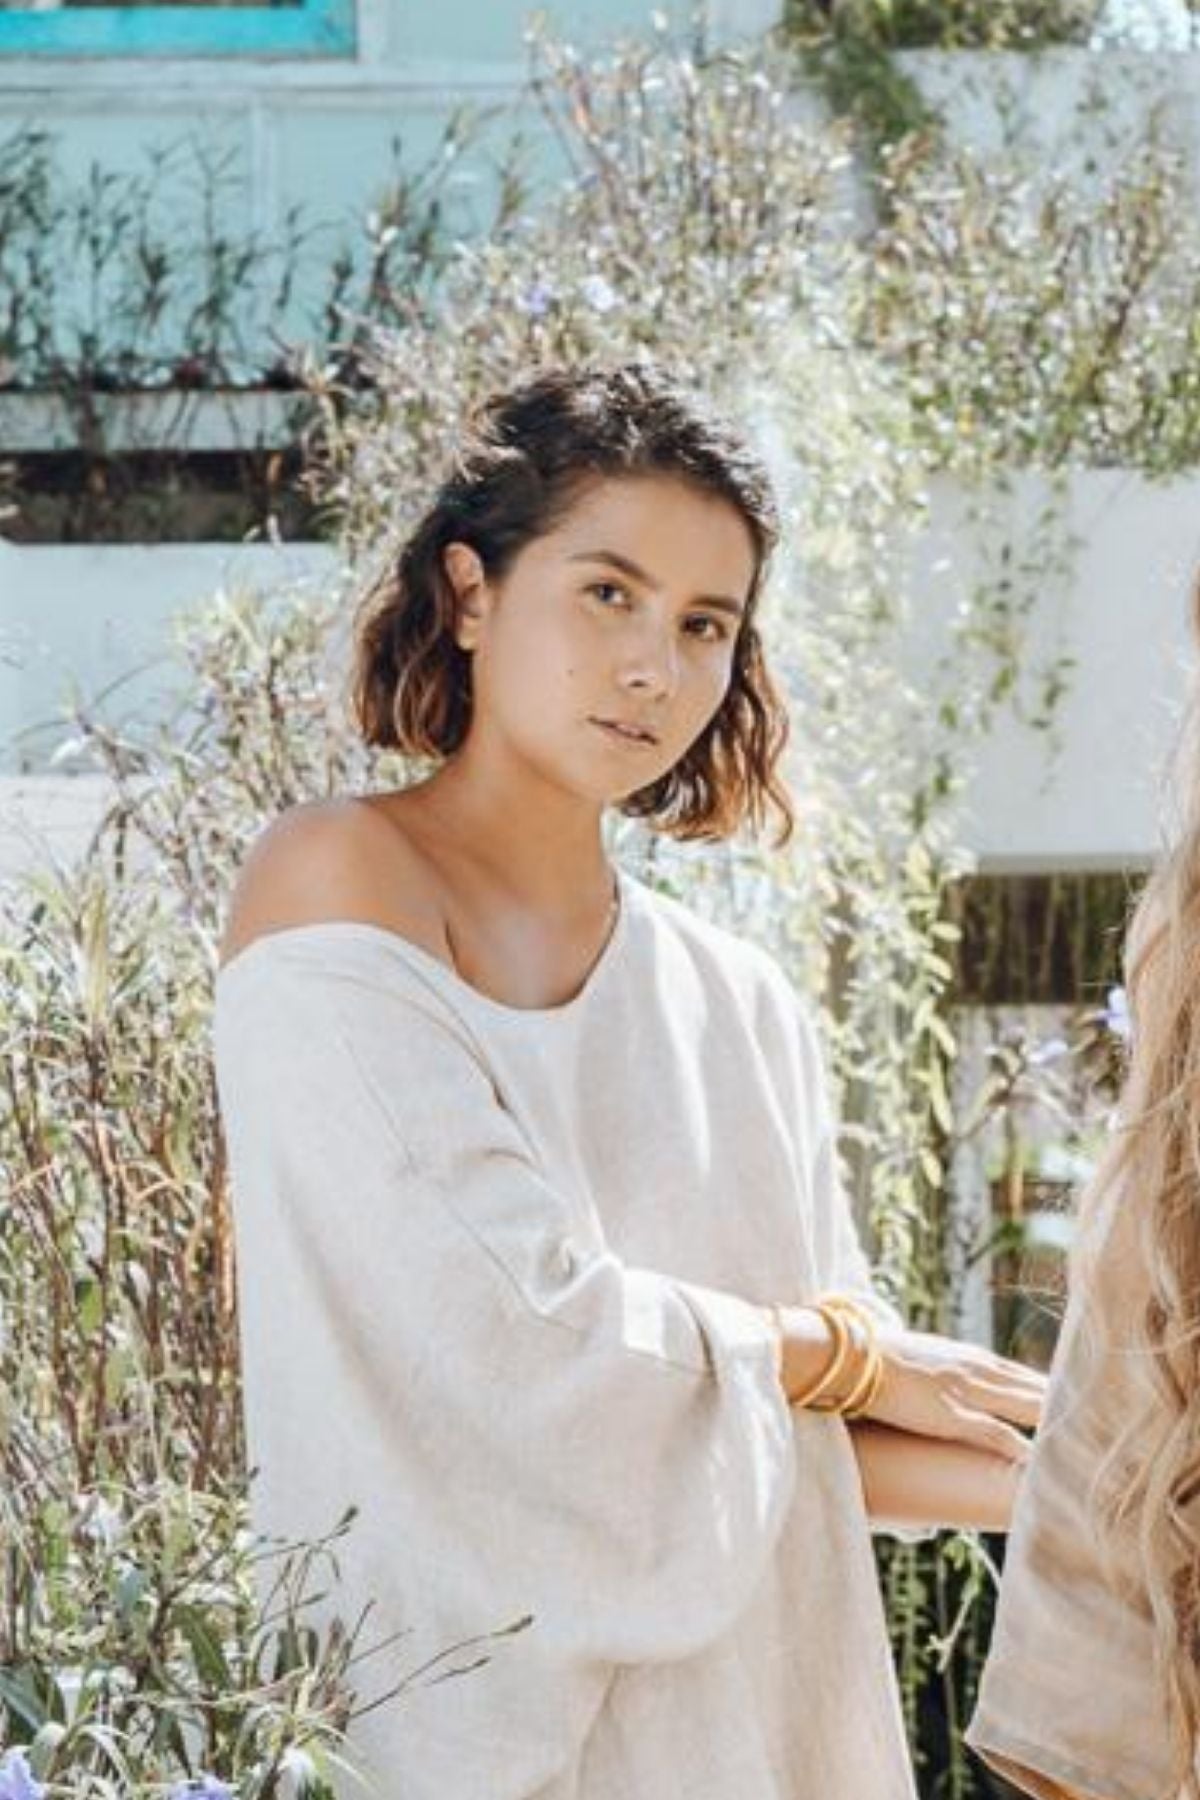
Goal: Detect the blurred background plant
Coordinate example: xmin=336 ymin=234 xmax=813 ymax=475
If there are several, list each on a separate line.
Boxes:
xmin=0 ymin=113 xmax=518 ymax=396
xmin=2 ymin=5 xmax=1179 ymax=1793
xmin=783 ymin=0 xmax=1200 ymax=52
xmin=1 ymin=586 xmax=534 ymax=1796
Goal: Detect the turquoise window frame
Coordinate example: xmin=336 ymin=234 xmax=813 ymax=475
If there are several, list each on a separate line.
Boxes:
xmin=0 ymin=0 xmax=355 ymax=58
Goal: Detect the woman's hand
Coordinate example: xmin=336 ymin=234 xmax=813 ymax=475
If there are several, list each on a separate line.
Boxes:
xmin=864 ymin=1327 xmax=1046 ymax=1462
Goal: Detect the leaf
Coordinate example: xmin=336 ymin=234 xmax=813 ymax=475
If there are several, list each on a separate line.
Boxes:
xmin=116 ymin=1564 xmax=150 ymax=1621
xmin=925 ymin=1060 xmax=954 ymax=1135
xmin=918 ymin=1147 xmax=944 ymax=1188
xmin=0 ymin=1665 xmax=49 ymax=1735
xmin=176 ymin=1602 xmax=233 ymax=1692
xmin=77 ymin=1276 xmax=103 ymax=1336
xmin=79 ymin=886 xmax=111 ymax=1034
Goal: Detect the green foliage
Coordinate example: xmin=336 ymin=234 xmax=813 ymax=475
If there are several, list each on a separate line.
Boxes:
xmin=778 ymin=0 xmax=1101 ymax=164
xmin=784 ymin=0 xmax=1104 ymax=51
xmin=952 ymin=872 xmax=1134 ymax=1005
xmin=866 ymin=136 xmax=1200 ymax=472
xmin=0 ymin=705 xmax=349 ymax=1792
xmin=0 ymin=116 xmax=518 ymax=395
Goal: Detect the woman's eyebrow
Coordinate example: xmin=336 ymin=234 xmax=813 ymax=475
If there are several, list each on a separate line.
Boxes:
xmin=566 ymin=548 xmax=746 ymax=617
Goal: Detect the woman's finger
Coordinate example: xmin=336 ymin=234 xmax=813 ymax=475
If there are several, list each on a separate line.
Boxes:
xmin=966 ymin=1373 xmax=1047 ymax=1431
xmin=955 ymin=1409 xmax=1033 ymax=1464
xmin=968 ymin=1349 xmax=1048 ymax=1394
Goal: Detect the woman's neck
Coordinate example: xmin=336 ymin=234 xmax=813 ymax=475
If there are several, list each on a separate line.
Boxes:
xmin=397 ymin=756 xmax=613 ymax=917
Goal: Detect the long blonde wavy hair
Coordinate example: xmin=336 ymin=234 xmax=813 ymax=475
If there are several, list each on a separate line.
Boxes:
xmin=1070 ymin=581 xmax=1200 ymax=1796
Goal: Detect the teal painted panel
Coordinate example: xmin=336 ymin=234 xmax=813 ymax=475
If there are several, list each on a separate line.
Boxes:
xmin=0 ymin=0 xmax=355 ymax=59
xmin=273 ymin=108 xmax=449 ymax=227
xmin=15 ymin=112 xmax=259 ymax=379
xmin=48 ymin=110 xmax=252 ymax=190
xmin=269 ymin=103 xmax=553 ymax=345
xmin=395 ymin=0 xmax=692 ymax=63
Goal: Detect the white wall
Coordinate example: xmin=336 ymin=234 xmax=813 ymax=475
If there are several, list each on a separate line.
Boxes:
xmin=901 ymin=47 xmax=1200 ymax=203
xmin=912 ymin=471 xmax=1199 ymax=870
xmin=0 ymin=539 xmax=339 ymax=774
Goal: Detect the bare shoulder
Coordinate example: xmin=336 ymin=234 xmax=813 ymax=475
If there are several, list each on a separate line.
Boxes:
xmin=218 ymin=795 xmax=446 ymax=971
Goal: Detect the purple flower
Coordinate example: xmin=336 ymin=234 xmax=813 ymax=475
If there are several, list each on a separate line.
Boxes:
xmin=0 ymin=1750 xmax=45 ymax=1800
xmin=1029 ymin=1036 xmax=1069 ymax=1068
xmin=1103 ymin=985 xmax=1131 ymax=1042
xmin=519 ymin=279 xmax=555 ymax=318
xmin=168 ymin=1779 xmax=237 ymax=1800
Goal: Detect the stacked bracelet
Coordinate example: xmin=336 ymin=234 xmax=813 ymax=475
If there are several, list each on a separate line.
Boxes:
xmin=822 ymin=1295 xmax=885 ymax=1419
xmin=779 ymin=1300 xmax=848 ymax=1411
xmin=776 ymin=1292 xmax=885 ymax=1418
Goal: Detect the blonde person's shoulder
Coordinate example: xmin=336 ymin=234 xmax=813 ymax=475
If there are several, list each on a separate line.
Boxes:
xmin=217 ymin=796 xmax=445 ymax=973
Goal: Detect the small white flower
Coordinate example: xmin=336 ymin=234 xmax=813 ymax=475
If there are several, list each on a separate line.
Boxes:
xmin=579 ymin=273 xmax=619 ymax=314
xmin=77 ymin=1492 xmax=126 ymax=1550
xmin=1104 ymin=986 xmax=1131 ymax=1042
xmin=1038 ymin=1143 xmax=1096 ymax=1186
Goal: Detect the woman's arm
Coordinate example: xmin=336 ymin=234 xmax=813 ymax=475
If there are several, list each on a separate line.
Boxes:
xmin=847 ymin=1421 xmax=1025 ymax=1534
xmin=770 ymin=1303 xmax=1044 ymax=1530
xmin=774 ymin=1304 xmax=1045 ymax=1463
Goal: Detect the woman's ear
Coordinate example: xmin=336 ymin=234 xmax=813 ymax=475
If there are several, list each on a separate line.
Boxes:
xmin=442 ymin=542 xmax=489 ymax=651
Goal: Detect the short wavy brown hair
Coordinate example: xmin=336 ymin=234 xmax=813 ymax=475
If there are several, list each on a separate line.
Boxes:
xmin=350 ymin=361 xmax=795 ymax=847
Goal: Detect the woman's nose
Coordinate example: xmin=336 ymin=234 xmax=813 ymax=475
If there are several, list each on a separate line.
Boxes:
xmin=619 ymin=620 xmax=679 ymax=697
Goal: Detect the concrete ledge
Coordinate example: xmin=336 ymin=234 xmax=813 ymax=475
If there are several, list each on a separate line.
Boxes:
xmin=0 ymin=389 xmax=312 ymax=455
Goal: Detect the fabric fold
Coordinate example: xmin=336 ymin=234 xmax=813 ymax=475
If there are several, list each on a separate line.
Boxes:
xmin=215 ymin=935 xmax=799 ymax=1793
xmin=966 ymin=1182 xmax=1176 ymax=1800
xmin=213 ymin=880 xmax=916 ymax=1800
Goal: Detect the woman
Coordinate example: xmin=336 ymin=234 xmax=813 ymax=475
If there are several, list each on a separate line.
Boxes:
xmin=968 ymin=593 xmax=1200 ymax=1800
xmin=213 ymin=361 xmax=1044 ymax=1800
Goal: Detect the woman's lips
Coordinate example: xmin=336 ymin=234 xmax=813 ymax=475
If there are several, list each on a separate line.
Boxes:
xmin=590 ymin=717 xmax=660 ymax=750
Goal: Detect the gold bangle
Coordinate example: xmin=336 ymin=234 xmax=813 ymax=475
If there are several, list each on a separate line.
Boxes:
xmin=820 ymin=1293 xmax=875 ymax=1333
xmin=833 ymin=1323 xmax=872 ymax=1413
xmin=843 ymin=1347 xmax=885 ymax=1420
xmin=839 ymin=1320 xmax=881 ymax=1414
xmin=819 ymin=1294 xmax=881 ymax=1416
xmin=791 ymin=1302 xmax=853 ymax=1411
xmin=822 ymin=1295 xmax=886 ymax=1417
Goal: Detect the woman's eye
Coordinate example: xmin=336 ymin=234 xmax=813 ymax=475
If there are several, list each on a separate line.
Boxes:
xmin=685 ymin=615 xmax=729 ymax=642
xmin=585 ymin=585 xmax=729 ymax=642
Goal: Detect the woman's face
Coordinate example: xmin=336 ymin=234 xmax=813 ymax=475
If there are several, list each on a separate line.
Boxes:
xmin=443 ymin=472 xmax=759 ymax=803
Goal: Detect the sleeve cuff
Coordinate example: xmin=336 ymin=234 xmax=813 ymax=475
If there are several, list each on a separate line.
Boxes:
xmin=965 ymin=1712 xmax=1156 ymax=1800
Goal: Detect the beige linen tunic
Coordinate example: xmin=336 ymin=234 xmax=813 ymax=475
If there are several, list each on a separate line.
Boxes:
xmin=212 ymin=862 xmax=918 ymax=1800
xmin=966 ymin=1177 xmax=1178 ymax=1800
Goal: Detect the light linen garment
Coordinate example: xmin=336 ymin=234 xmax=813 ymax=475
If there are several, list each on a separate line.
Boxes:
xmin=212 ymin=862 xmax=918 ymax=1800
xmin=966 ymin=1177 xmax=1178 ymax=1800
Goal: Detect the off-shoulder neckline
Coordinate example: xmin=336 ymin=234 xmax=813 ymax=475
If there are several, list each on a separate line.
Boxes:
xmin=214 ymin=862 xmax=638 ymax=1023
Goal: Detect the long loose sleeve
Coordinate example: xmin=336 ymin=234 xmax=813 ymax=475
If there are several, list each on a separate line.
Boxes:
xmin=215 ymin=930 xmax=797 ymax=1796
xmin=747 ymin=952 xmax=905 ymax=1332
